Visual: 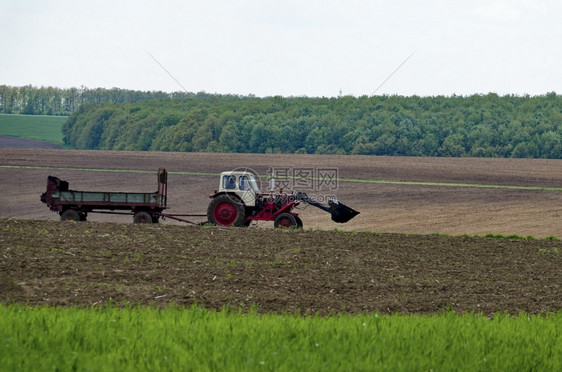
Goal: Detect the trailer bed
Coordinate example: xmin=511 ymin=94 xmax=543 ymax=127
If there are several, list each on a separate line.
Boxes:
xmin=41 ymin=169 xmax=168 ymax=223
xmin=53 ymin=190 xmax=163 ymax=205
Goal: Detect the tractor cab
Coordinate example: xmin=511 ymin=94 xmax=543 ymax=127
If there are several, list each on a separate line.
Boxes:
xmin=218 ymin=171 xmax=260 ymax=206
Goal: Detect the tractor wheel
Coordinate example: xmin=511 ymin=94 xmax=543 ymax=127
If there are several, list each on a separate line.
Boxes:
xmin=60 ymin=209 xmax=81 ymax=221
xmin=274 ymin=213 xmax=299 ymax=228
xmin=207 ymin=194 xmax=246 ymax=227
xmin=133 ymin=211 xmax=153 ymax=224
xmin=295 ymin=215 xmax=303 ymax=228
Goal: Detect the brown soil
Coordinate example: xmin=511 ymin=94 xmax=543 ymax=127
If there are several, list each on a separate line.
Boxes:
xmin=1 ymin=219 xmax=560 ymax=315
xmin=1 ymin=148 xmax=562 ymax=237
xmin=0 ymin=136 xmax=63 ymax=149
xmin=1 ymin=149 xmax=562 ymax=314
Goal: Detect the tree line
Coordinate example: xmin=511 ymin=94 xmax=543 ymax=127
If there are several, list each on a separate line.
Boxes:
xmin=0 ymin=85 xmax=193 ymax=116
xmin=62 ymin=92 xmax=562 ymax=158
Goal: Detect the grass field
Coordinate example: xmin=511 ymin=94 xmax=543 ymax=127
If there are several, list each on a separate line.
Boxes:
xmin=1 ymin=305 xmax=560 ymax=371
xmin=0 ymin=114 xmax=66 ymax=145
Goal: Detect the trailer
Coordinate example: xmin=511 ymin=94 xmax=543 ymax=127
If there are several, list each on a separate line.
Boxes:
xmin=40 ymin=169 xmax=172 ymax=223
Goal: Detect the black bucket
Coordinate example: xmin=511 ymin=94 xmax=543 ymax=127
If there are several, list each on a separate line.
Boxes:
xmin=328 ymin=199 xmax=360 ymax=223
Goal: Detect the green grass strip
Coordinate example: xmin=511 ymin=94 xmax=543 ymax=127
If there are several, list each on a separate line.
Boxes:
xmin=2 ymin=164 xmax=562 ymax=191
xmin=338 ymin=177 xmax=562 ymax=191
xmin=0 ymin=114 xmax=67 ymax=145
xmin=1 ymin=304 xmax=561 ymax=371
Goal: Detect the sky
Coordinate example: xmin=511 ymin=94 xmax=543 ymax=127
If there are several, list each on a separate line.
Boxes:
xmin=1 ymin=0 xmax=561 ymax=97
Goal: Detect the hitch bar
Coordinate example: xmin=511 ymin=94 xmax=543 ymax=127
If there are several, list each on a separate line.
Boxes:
xmin=157 ymin=212 xmax=208 ymax=225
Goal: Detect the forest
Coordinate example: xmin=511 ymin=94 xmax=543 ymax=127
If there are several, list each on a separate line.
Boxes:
xmin=0 ymin=85 xmax=186 ymax=116
xmin=62 ymin=92 xmax=562 ymax=158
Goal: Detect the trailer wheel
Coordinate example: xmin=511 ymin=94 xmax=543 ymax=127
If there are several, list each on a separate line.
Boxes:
xmin=208 ymin=194 xmax=246 ymax=227
xmin=60 ymin=209 xmax=81 ymax=221
xmin=133 ymin=211 xmax=153 ymax=224
xmin=274 ymin=213 xmax=299 ymax=228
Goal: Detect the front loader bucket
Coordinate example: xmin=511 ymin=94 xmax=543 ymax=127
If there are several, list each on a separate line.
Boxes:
xmin=328 ymin=199 xmax=360 ymax=223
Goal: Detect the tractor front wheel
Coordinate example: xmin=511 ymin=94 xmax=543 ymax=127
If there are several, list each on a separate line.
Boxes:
xmin=208 ymin=194 xmax=246 ymax=227
xmin=274 ymin=213 xmax=299 ymax=228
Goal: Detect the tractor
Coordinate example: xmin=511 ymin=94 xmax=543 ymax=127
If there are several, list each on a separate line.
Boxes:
xmin=207 ymin=170 xmax=359 ymax=228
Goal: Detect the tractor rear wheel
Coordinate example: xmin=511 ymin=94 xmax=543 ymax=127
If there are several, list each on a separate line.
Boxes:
xmin=295 ymin=215 xmax=303 ymax=228
xmin=208 ymin=194 xmax=246 ymax=227
xmin=274 ymin=213 xmax=299 ymax=228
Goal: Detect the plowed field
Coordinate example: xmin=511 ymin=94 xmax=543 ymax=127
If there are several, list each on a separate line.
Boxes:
xmin=1 ymin=149 xmax=562 ymax=314
xmin=2 ymin=149 xmax=562 ymax=236
xmin=2 ymin=219 xmax=561 ymax=315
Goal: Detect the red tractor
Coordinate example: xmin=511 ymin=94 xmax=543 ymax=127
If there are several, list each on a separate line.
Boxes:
xmin=207 ymin=170 xmax=359 ymax=228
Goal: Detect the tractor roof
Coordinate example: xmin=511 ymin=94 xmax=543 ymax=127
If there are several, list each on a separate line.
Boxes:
xmin=220 ymin=171 xmax=256 ymax=177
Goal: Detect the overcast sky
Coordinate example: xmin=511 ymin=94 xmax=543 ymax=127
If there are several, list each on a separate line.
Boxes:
xmin=2 ymin=0 xmax=561 ymax=97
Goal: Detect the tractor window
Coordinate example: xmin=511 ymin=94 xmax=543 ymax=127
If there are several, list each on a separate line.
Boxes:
xmin=239 ymin=176 xmax=248 ymax=190
xmin=248 ymin=176 xmax=260 ymax=192
xmin=239 ymin=176 xmax=251 ymax=190
xmin=223 ymin=175 xmax=236 ymax=190
xmin=241 ymin=174 xmax=259 ymax=192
